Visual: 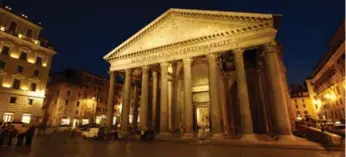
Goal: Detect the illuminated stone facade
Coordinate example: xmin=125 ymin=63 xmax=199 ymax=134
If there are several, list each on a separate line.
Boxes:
xmin=306 ymin=21 xmax=345 ymax=122
xmin=104 ymin=8 xmax=294 ymax=140
xmin=289 ymin=84 xmax=315 ymax=120
xmin=43 ymin=69 xmax=122 ymax=127
xmin=0 ymin=5 xmax=56 ymax=123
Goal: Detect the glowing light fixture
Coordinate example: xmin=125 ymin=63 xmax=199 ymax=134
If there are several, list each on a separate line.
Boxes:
xmin=2 ymin=83 xmax=11 ymax=88
xmin=20 ymin=86 xmax=28 ymax=91
xmin=34 ymin=40 xmax=40 ymax=45
xmin=0 ymin=26 xmax=5 ymax=31
xmin=10 ymin=53 xmax=19 ymax=59
xmin=42 ymin=63 xmax=47 ymax=67
xmin=18 ymin=33 xmax=23 ymax=39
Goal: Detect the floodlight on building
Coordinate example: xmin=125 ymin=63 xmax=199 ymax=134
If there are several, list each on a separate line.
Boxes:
xmin=18 ymin=33 xmax=23 ymax=39
xmin=0 ymin=26 xmax=5 ymax=31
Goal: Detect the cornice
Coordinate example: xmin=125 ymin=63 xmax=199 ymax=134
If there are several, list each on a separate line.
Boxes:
xmin=104 ymin=8 xmax=276 ymax=61
xmin=107 ymin=21 xmax=273 ymax=62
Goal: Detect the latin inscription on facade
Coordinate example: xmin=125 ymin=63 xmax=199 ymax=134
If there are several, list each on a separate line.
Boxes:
xmin=130 ymin=39 xmax=231 ymax=64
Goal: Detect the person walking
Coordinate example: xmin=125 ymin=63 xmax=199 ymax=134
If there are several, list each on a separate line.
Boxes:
xmin=25 ymin=125 xmax=36 ymax=146
xmin=0 ymin=122 xmax=5 ymax=146
xmin=7 ymin=124 xmax=17 ymax=146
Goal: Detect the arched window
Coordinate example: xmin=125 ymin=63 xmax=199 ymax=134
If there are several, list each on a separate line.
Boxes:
xmin=8 ymin=21 xmax=17 ymax=34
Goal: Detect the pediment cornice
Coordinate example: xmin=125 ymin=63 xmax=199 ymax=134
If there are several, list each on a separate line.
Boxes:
xmin=104 ymin=8 xmax=279 ymax=62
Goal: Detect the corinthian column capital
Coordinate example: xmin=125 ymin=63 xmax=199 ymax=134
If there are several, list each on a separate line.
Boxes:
xmin=125 ymin=69 xmax=133 ymax=76
xmin=108 ymin=71 xmax=116 ymax=77
xmin=232 ymin=48 xmax=245 ymax=58
xmin=160 ymin=62 xmax=169 ymax=68
xmin=142 ymin=65 xmax=149 ymax=73
xmin=207 ymin=53 xmax=217 ymax=63
xmin=183 ymin=58 xmax=193 ymax=65
xmin=263 ymin=41 xmax=277 ymax=53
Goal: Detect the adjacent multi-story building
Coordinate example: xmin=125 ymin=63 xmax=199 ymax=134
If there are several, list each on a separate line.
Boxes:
xmin=289 ymin=84 xmax=315 ymax=120
xmin=0 ymin=4 xmax=56 ymax=123
xmin=43 ymin=69 xmax=122 ymax=127
xmin=306 ymin=21 xmax=345 ymax=122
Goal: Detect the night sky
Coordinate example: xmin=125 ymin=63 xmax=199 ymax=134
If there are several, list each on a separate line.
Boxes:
xmin=4 ymin=0 xmax=345 ymax=84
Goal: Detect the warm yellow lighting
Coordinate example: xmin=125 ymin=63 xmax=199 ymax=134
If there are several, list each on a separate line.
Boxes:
xmin=18 ymin=33 xmax=23 ymax=39
xmin=82 ymin=119 xmax=89 ymax=125
xmin=2 ymin=83 xmax=11 ymax=88
xmin=28 ymin=59 xmax=35 ymax=63
xmin=0 ymin=26 xmax=5 ymax=31
xmin=34 ymin=40 xmax=40 ymax=45
xmin=20 ymin=86 xmax=28 ymax=91
xmin=92 ymin=97 xmax=96 ymax=100
xmin=296 ymin=116 xmax=303 ymax=121
xmin=21 ymin=113 xmax=31 ymax=124
xmin=313 ymin=99 xmax=322 ymax=106
xmin=42 ymin=63 xmax=47 ymax=67
xmin=324 ymin=92 xmax=337 ymax=101
xmin=168 ymin=66 xmax=173 ymax=74
xmin=10 ymin=53 xmax=19 ymax=59
xmin=118 ymin=104 xmax=122 ymax=113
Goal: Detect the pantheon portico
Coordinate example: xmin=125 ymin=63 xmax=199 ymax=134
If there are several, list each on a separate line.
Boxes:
xmin=103 ymin=8 xmax=295 ymax=141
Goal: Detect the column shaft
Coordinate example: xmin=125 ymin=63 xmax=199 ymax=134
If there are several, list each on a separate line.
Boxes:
xmin=140 ymin=66 xmax=149 ymax=129
xmin=120 ymin=69 xmax=132 ymax=134
xmin=234 ymin=49 xmax=254 ymax=135
xmin=160 ymin=63 xmax=169 ymax=133
xmin=106 ymin=71 xmax=116 ymax=127
xmin=152 ymin=71 xmax=158 ymax=130
xmin=183 ymin=58 xmax=193 ymax=134
xmin=207 ymin=54 xmax=222 ymax=134
xmin=264 ymin=42 xmax=292 ymax=135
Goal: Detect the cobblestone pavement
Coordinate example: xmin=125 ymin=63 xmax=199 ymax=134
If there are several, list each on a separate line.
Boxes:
xmin=0 ymin=133 xmax=344 ymax=157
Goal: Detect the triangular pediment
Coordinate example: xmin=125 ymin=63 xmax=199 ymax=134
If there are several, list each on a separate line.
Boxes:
xmin=104 ymin=8 xmax=277 ymax=61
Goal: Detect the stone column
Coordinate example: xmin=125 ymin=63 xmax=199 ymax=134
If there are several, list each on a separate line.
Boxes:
xmin=264 ymin=42 xmax=293 ymax=138
xmin=152 ymin=71 xmax=158 ymax=130
xmin=106 ymin=71 xmax=116 ymax=127
xmin=159 ymin=62 xmax=169 ymax=134
xmin=182 ymin=58 xmax=194 ymax=138
xmin=120 ymin=69 xmax=132 ymax=138
xmin=207 ymin=54 xmax=223 ymax=139
xmin=140 ymin=65 xmax=149 ymax=130
xmin=256 ymin=61 xmax=270 ymax=134
xmin=132 ymin=85 xmax=139 ymax=132
xmin=219 ymin=75 xmax=230 ymax=136
xmin=233 ymin=48 xmax=255 ymax=141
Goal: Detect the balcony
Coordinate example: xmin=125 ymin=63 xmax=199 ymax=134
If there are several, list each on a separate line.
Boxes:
xmin=0 ymin=26 xmax=54 ymax=51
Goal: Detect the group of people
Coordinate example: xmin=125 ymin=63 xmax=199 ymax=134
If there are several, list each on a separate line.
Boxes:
xmin=0 ymin=122 xmax=36 ymax=147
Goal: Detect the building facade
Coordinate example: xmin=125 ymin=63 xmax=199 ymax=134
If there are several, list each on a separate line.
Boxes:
xmin=0 ymin=5 xmax=56 ymax=124
xmin=306 ymin=21 xmax=345 ymax=122
xmin=289 ymin=84 xmax=315 ymax=121
xmin=103 ymin=9 xmax=295 ymax=140
xmin=43 ymin=69 xmax=122 ymax=127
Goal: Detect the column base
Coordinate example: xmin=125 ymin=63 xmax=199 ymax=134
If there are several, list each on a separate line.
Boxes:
xmin=241 ymin=134 xmax=257 ymax=142
xmin=181 ymin=132 xmax=195 ymax=139
xmin=211 ymin=133 xmax=224 ymax=140
xmin=277 ymin=135 xmax=296 ymax=141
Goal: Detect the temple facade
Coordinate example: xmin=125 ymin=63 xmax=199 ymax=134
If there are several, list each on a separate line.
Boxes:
xmin=104 ymin=8 xmax=294 ymax=140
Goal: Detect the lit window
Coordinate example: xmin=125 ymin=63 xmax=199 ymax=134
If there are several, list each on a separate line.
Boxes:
xmin=30 ymin=83 xmax=37 ymax=91
xmin=9 ymin=96 xmax=16 ymax=104
xmin=21 ymin=113 xmax=31 ymax=124
xmin=113 ymin=117 xmax=116 ymax=125
xmin=28 ymin=99 xmax=33 ymax=105
xmin=17 ymin=65 xmax=24 ymax=73
xmin=8 ymin=21 xmax=17 ymax=34
xmin=19 ymin=52 xmax=27 ymax=61
xmin=61 ymin=117 xmax=70 ymax=125
xmin=3 ymin=112 xmax=14 ymax=122
xmin=96 ymin=116 xmax=102 ymax=124
xmin=82 ymin=119 xmax=89 ymax=125
xmin=1 ymin=46 xmax=9 ymax=55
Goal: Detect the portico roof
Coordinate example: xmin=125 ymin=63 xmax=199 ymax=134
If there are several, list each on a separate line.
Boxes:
xmin=104 ymin=8 xmax=280 ymax=63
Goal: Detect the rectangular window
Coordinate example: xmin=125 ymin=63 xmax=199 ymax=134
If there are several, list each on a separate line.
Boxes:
xmin=21 ymin=113 xmax=31 ymax=124
xmin=76 ymin=101 xmax=80 ymax=106
xmin=3 ymin=112 xmax=14 ymax=122
xmin=78 ymin=92 xmax=81 ymax=98
xmin=296 ymin=105 xmax=298 ymax=108
xmin=1 ymin=46 xmax=9 ymax=55
xmin=302 ymin=99 xmax=304 ymax=103
xmin=30 ymin=83 xmax=37 ymax=91
xmin=17 ymin=65 xmax=24 ymax=73
xmin=56 ymin=89 xmax=60 ymax=95
xmin=19 ymin=52 xmax=27 ymax=61
xmin=13 ymin=79 xmax=20 ymax=89
xmin=34 ymin=70 xmax=40 ymax=77
xmin=65 ymin=100 xmax=69 ymax=105
xmin=9 ymin=96 xmax=16 ymax=104
xmin=304 ymin=111 xmax=308 ymax=114
xmin=303 ymin=104 xmax=306 ymax=108
xmin=28 ymin=99 xmax=33 ymax=105
xmin=67 ymin=90 xmax=71 ymax=96
xmin=0 ymin=60 xmax=6 ymax=69
xmin=76 ymin=110 xmax=78 ymax=115
xmin=36 ymin=57 xmax=42 ymax=65
xmin=26 ymin=29 xmax=33 ymax=38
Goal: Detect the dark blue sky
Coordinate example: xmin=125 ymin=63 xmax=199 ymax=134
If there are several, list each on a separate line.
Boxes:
xmin=5 ymin=0 xmax=345 ymax=84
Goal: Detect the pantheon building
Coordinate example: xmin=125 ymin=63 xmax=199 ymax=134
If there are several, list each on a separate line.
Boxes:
xmin=103 ymin=8 xmax=295 ymax=141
